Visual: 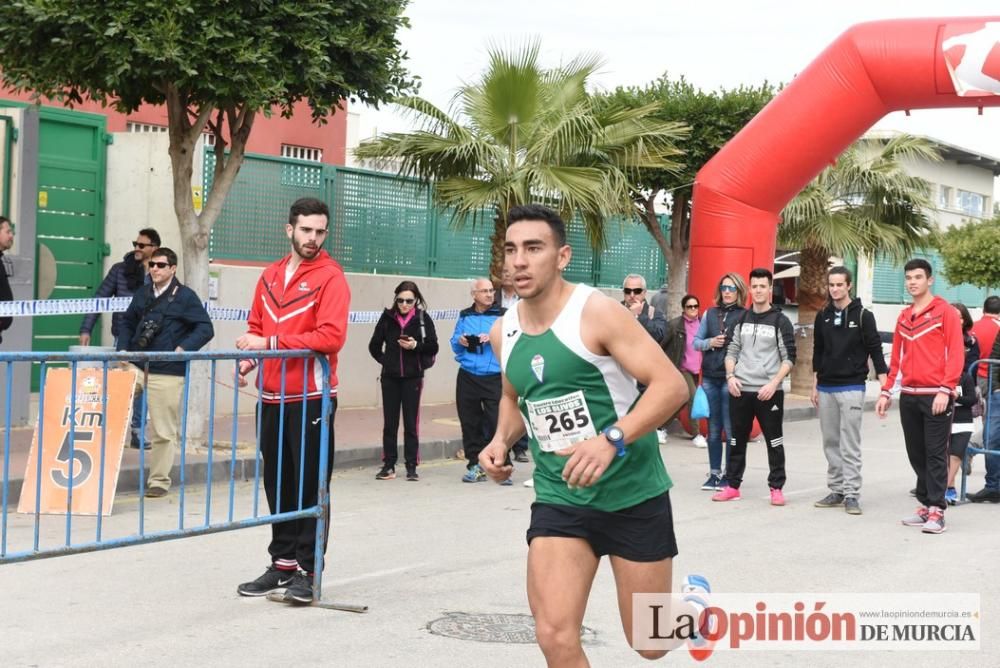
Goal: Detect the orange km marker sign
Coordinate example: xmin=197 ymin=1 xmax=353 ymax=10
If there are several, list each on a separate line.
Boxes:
xmin=18 ymin=368 xmax=136 ymax=516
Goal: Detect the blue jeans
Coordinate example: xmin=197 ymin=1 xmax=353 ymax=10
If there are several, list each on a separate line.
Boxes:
xmin=702 ymin=377 xmax=731 ymax=473
xmin=985 ymin=390 xmax=1000 ymax=490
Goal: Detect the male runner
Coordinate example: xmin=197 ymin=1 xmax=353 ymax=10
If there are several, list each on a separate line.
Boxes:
xmin=479 ymin=204 xmax=690 ymax=665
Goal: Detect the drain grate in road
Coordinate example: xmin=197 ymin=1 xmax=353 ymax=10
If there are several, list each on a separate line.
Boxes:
xmin=427 ymin=612 xmax=597 ymax=645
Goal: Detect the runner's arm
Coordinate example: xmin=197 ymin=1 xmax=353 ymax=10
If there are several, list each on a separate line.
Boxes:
xmin=589 ymin=294 xmax=687 ymax=444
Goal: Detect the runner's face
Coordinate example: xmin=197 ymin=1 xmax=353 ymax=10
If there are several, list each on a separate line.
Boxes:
xmin=749 ymin=277 xmax=771 ymax=306
xmin=504 ymin=220 xmax=570 ymax=299
xmin=287 ymin=214 xmax=328 ymax=260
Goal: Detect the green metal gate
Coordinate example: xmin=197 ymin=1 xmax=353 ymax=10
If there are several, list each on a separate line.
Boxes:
xmin=31 ymin=107 xmax=109 ymax=387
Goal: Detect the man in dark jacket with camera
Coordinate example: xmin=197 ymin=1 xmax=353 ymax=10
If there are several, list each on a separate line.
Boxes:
xmin=451 ymin=278 xmax=506 ymax=483
xmin=117 ymin=248 xmax=214 ymax=497
xmin=810 ymin=266 xmax=887 ymax=515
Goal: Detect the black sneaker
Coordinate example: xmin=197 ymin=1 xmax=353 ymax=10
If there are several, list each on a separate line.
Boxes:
xmin=283 ymin=571 xmax=314 ymax=605
xmin=405 ymin=467 xmax=419 ymax=482
xmin=814 ymin=493 xmax=844 ymax=508
xmin=375 ymin=466 xmax=396 ymax=481
xmin=513 ymin=451 xmax=530 ymax=463
xmin=237 ymin=565 xmax=297 ymax=597
xmin=968 ymin=487 xmax=1000 ymax=503
xmin=844 ymin=497 xmax=862 ymax=515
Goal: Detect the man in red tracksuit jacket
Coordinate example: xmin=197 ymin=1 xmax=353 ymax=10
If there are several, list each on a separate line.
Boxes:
xmin=235 ymin=197 xmax=351 ymax=604
xmin=876 ymin=259 xmax=963 ymax=535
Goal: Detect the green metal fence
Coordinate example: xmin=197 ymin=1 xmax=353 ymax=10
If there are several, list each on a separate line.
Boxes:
xmin=204 ymin=152 xmax=671 ymax=288
xmin=872 ymin=249 xmax=989 ymax=305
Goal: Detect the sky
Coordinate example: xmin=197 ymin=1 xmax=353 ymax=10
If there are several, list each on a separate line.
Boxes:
xmin=355 ymin=0 xmax=1000 ymax=163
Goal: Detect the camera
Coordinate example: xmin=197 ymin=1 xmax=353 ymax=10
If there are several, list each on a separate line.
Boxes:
xmin=465 ymin=335 xmax=482 ymax=352
xmin=136 ymin=319 xmax=161 ymax=349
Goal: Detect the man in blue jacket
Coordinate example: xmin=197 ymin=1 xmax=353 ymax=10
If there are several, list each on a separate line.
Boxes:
xmin=118 ymin=248 xmax=214 ymax=497
xmin=452 ymin=277 xmax=506 ymax=483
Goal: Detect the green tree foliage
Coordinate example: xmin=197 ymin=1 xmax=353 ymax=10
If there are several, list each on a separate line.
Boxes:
xmin=596 ymin=76 xmax=776 ymax=317
xmin=353 ymin=41 xmax=688 ymax=282
xmin=0 ymin=0 xmax=414 ymax=291
xmin=938 ymin=216 xmax=1000 ymax=289
xmin=780 ymin=134 xmax=939 ymax=394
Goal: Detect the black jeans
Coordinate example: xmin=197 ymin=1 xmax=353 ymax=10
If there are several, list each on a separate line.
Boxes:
xmin=899 ymin=393 xmax=952 ymax=510
xmin=725 ymin=390 xmax=786 ymax=490
xmin=380 ymin=375 xmax=423 ymax=469
xmin=457 ymin=369 xmax=501 ymax=468
xmin=260 ymin=397 xmax=337 ymax=574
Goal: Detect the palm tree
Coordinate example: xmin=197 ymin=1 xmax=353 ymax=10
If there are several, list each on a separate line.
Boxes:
xmin=779 ymin=134 xmax=940 ymax=395
xmin=353 ymin=41 xmax=688 ymax=282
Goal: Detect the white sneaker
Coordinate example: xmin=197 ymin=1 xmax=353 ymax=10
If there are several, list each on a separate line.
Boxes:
xmin=692 ymin=435 xmax=708 ymax=448
xmin=523 ymin=478 xmax=534 ymax=488
xmin=656 ymin=429 xmax=668 ymax=445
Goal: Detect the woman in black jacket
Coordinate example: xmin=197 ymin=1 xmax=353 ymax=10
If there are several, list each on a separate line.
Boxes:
xmin=368 ymin=280 xmax=438 ymax=482
xmin=946 ymin=303 xmax=980 ymax=504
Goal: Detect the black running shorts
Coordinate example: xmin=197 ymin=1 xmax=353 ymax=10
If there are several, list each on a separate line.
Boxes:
xmin=526 ymin=491 xmax=678 ymax=562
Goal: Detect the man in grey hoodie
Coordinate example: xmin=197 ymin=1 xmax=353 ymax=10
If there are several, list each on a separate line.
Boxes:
xmin=712 ymin=267 xmax=796 ymax=505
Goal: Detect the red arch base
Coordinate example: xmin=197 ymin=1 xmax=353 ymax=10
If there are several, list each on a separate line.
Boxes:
xmin=688 ymin=17 xmax=1000 ymax=306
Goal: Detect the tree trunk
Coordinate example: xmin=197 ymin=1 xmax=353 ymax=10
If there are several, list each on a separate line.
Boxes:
xmin=637 ymin=192 xmax=680 ymax=314
xmin=164 ymin=89 xmax=255 ymax=446
xmin=489 ymin=209 xmax=507 ymax=286
xmin=665 ymin=192 xmax=691 ymax=320
xmin=789 ymin=244 xmax=830 ymax=396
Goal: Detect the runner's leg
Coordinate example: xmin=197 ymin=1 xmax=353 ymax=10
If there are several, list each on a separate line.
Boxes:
xmin=528 ymin=537 xmax=600 ymax=667
xmin=609 ymin=556 xmax=674 ymax=660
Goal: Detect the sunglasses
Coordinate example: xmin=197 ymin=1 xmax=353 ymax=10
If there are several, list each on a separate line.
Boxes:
xmin=719 ymin=285 xmax=738 ymax=293
xmin=133 ymin=241 xmax=154 ymax=249
xmin=148 ymin=261 xmax=172 ymax=269
xmin=685 ymin=304 xmax=700 ymax=310
xmin=396 ymin=298 xmax=415 ymax=305
xmin=623 ymin=288 xmax=645 ymax=295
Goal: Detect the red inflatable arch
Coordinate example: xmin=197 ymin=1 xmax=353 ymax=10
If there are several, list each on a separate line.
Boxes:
xmin=688 ymin=17 xmax=1000 ymax=306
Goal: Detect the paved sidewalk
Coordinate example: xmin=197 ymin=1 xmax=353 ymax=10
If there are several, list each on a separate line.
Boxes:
xmin=2 ymin=412 xmax=996 ymax=667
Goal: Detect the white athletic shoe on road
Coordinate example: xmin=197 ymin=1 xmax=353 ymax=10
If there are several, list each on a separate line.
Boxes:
xmin=692 ymin=435 xmax=708 ymax=448
xmin=523 ymin=478 xmax=534 ymax=488
xmin=656 ymin=429 xmax=668 ymax=445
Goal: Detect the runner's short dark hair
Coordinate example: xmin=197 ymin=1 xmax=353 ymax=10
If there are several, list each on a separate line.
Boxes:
xmin=508 ymin=205 xmax=566 ymax=246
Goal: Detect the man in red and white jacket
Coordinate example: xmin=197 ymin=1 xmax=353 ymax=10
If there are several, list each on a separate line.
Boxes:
xmin=876 ymin=259 xmax=963 ymax=534
xmin=234 ymin=197 xmax=351 ymax=604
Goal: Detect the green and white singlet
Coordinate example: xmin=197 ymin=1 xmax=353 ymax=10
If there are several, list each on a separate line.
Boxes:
xmin=500 ymin=283 xmax=672 ymax=512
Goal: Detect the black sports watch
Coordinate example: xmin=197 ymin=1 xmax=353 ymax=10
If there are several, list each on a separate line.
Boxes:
xmin=602 ymin=425 xmax=627 ymax=458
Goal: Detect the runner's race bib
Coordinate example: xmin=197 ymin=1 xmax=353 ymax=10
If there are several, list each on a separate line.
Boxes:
xmin=524 ymin=391 xmax=597 ymax=452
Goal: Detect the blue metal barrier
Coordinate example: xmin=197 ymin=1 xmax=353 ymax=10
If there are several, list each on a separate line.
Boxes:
xmin=0 ymin=349 xmax=361 ymax=611
xmin=961 ymin=358 xmax=1000 ymax=503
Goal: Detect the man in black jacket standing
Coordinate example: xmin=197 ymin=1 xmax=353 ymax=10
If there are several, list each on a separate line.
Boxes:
xmin=117 ymin=248 xmax=213 ymax=497
xmin=811 ymin=267 xmax=887 ymax=515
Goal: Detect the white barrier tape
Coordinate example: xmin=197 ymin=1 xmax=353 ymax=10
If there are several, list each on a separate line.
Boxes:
xmin=0 ymin=296 xmax=463 ymax=324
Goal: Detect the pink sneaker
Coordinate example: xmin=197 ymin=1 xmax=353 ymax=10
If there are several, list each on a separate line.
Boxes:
xmin=770 ymin=488 xmax=785 ymax=506
xmin=712 ymin=486 xmax=740 ymax=502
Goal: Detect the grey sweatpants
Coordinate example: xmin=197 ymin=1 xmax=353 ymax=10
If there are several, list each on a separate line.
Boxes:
xmin=818 ymin=389 xmax=865 ymax=498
